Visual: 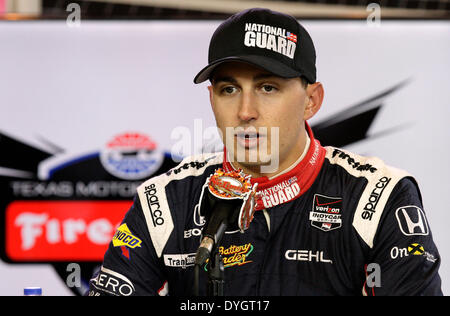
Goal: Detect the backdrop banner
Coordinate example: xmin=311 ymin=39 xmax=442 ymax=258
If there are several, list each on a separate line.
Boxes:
xmin=0 ymin=20 xmax=449 ymax=295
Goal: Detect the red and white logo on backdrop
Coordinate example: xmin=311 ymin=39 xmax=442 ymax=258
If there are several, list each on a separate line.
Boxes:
xmin=100 ymin=132 xmax=164 ymax=180
xmin=1 ymin=130 xmax=174 ymax=263
xmin=5 ymin=200 xmax=132 ymax=261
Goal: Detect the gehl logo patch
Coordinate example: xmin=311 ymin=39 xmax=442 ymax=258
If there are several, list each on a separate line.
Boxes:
xmin=310 ymin=194 xmax=343 ymax=232
xmin=112 ymin=223 xmax=142 ymax=249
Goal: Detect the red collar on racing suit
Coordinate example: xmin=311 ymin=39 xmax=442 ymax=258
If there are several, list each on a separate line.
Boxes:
xmin=222 ymin=123 xmax=326 ymax=210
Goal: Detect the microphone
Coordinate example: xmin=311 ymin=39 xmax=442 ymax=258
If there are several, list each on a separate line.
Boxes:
xmin=194 ymin=168 xmax=257 ymax=267
xmin=194 ymin=195 xmax=243 ymax=266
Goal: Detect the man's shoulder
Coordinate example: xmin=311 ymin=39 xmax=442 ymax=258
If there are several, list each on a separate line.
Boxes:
xmin=323 ymin=146 xmax=410 ymax=180
xmin=131 ymin=152 xmax=223 ymax=258
xmin=164 ymin=152 xmax=224 ymax=178
xmin=138 ymin=152 xmax=223 ymax=189
xmin=324 ymin=146 xmax=417 ymax=248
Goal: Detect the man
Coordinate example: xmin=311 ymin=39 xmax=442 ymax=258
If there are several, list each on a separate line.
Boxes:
xmin=88 ymin=8 xmax=442 ymax=296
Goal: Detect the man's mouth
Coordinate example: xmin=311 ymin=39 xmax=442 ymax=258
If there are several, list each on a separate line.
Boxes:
xmin=235 ymin=131 xmax=264 ymax=149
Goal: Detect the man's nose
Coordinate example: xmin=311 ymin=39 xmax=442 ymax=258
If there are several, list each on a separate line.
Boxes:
xmin=238 ymin=91 xmax=259 ymax=122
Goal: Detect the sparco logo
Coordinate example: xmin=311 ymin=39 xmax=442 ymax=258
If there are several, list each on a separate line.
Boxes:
xmin=362 ymin=176 xmax=391 ymax=221
xmin=143 ymin=183 xmax=164 ymax=227
xmin=332 ymin=149 xmax=377 ymax=173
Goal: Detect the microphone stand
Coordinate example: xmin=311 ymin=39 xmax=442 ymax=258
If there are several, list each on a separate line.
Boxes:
xmin=193 ymin=234 xmax=226 ymax=296
xmin=207 ymin=249 xmax=224 ymax=296
xmin=193 ymin=245 xmax=224 ymax=296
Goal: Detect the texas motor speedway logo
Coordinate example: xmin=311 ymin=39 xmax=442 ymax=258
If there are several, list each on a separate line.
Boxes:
xmin=0 ymin=131 xmax=177 ymax=295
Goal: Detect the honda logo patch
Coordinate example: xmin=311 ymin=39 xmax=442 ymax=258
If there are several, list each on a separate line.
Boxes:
xmin=310 ymin=194 xmax=343 ymax=232
xmin=395 ymin=205 xmax=429 ymax=236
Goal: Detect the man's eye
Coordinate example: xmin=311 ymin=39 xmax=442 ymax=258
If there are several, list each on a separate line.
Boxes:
xmin=222 ymin=86 xmax=237 ymax=94
xmin=261 ymin=85 xmax=277 ymax=93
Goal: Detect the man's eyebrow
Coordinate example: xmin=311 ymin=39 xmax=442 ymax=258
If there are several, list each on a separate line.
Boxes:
xmin=212 ymin=73 xmax=280 ymax=84
xmin=211 ymin=76 xmax=237 ymax=84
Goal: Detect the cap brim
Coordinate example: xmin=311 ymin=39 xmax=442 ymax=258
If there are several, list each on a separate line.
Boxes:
xmin=193 ymin=55 xmax=303 ymax=84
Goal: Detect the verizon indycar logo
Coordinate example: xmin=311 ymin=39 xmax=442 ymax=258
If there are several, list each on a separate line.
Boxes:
xmin=310 ymin=194 xmax=343 ymax=232
xmin=100 ymin=132 xmax=164 ymax=180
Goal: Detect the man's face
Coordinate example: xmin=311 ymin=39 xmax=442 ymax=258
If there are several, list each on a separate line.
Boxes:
xmin=208 ymin=62 xmax=310 ymax=176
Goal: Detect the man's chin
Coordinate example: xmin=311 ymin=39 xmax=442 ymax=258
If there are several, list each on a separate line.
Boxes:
xmin=231 ymin=154 xmax=278 ymax=171
xmin=226 ymin=143 xmax=280 ymax=174
xmin=230 ymin=149 xmax=269 ymax=166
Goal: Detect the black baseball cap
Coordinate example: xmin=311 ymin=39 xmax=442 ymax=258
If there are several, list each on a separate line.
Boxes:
xmin=194 ymin=8 xmax=316 ymax=84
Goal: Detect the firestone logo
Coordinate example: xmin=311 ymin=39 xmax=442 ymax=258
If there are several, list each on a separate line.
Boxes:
xmin=5 ymin=201 xmax=131 ymax=261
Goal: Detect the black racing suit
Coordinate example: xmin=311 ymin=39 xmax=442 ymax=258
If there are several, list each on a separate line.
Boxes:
xmin=88 ymin=128 xmax=442 ymax=296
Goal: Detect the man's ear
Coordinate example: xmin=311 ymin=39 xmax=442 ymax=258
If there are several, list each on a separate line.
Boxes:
xmin=303 ymin=82 xmax=324 ymax=121
xmin=207 ymin=85 xmax=214 ymax=108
